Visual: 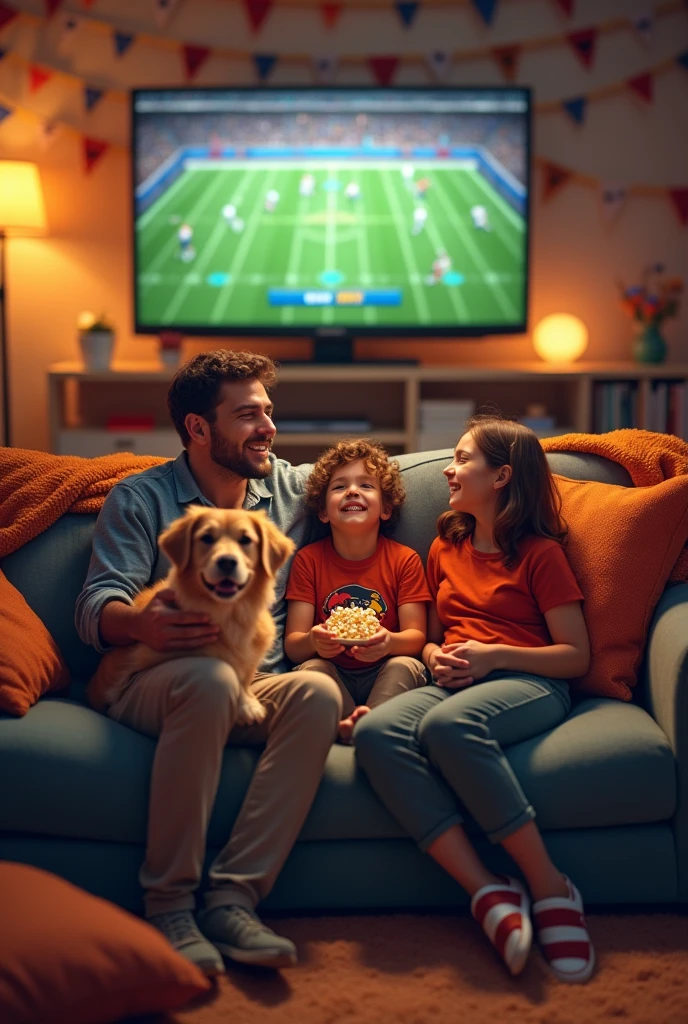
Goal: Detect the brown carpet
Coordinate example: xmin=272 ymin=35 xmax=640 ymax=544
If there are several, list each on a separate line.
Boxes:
xmin=138 ymin=910 xmax=688 ymax=1024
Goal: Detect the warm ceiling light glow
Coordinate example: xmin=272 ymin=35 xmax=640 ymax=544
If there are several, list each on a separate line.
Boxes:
xmin=0 ymin=161 xmax=47 ymax=235
xmin=532 ymin=313 xmax=589 ymax=363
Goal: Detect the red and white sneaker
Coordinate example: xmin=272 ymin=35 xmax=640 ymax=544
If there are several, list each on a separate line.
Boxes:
xmin=470 ymin=875 xmax=532 ymax=976
xmin=532 ymin=877 xmax=596 ymax=984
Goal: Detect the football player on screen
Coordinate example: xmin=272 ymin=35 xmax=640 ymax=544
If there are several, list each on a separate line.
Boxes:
xmin=177 ymin=223 xmax=195 ymax=263
xmin=470 ymin=204 xmax=492 ymax=232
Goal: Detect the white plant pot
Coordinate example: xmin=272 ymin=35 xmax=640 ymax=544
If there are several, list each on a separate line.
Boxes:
xmin=80 ymin=329 xmax=114 ymax=371
xmin=160 ymin=348 xmax=182 ymax=369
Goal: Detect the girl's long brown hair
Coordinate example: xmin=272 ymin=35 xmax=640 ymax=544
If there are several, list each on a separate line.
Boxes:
xmin=437 ymin=413 xmax=567 ymax=568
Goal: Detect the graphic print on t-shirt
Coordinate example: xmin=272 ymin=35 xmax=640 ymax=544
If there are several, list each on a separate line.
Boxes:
xmin=322 ymin=584 xmax=388 ymax=621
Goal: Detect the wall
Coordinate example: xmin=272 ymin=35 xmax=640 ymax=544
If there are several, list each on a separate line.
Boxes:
xmin=0 ymin=0 xmax=687 ymax=451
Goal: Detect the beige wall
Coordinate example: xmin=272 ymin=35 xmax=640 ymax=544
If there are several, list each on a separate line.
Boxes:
xmin=1 ymin=0 xmax=687 ymax=451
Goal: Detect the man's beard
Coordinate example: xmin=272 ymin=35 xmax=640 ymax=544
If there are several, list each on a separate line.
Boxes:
xmin=209 ymin=425 xmax=273 ymax=479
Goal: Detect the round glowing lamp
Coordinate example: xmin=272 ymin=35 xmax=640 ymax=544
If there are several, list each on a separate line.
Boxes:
xmin=532 ymin=314 xmax=588 ymax=364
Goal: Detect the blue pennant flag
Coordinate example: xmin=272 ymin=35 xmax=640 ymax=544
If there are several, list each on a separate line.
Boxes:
xmin=113 ymin=31 xmax=135 ymax=58
xmin=84 ymin=86 xmax=105 ymax=112
xmin=677 ymin=51 xmax=688 ymax=72
xmin=562 ymin=96 xmax=587 ymax=125
xmin=0 ymin=48 xmax=7 ymax=62
xmin=470 ymin=0 xmax=498 ymax=25
xmin=0 ymin=103 xmax=12 ymax=125
xmin=396 ymin=2 xmax=419 ymax=27
xmin=253 ymin=53 xmax=277 ymax=81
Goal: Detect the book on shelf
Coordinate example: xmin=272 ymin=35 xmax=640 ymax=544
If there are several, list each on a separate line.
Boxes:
xmin=593 ymin=382 xmax=639 ymax=433
xmin=273 ymin=419 xmax=373 ymax=433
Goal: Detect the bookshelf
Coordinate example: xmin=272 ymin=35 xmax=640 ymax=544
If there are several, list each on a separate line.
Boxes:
xmin=47 ymin=361 xmax=688 ymax=461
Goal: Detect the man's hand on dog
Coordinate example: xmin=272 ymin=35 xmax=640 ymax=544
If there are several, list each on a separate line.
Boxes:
xmin=135 ymin=588 xmax=221 ymax=651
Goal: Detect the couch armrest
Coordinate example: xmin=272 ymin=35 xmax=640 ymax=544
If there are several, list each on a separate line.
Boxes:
xmin=643 ymin=582 xmax=688 ymax=901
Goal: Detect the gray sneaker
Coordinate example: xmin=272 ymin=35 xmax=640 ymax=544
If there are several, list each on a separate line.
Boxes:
xmin=198 ymin=905 xmax=297 ymax=968
xmin=148 ymin=909 xmax=225 ymax=977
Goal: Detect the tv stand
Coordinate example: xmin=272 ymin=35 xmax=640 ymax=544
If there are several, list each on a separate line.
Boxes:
xmin=281 ymin=329 xmax=418 ymax=366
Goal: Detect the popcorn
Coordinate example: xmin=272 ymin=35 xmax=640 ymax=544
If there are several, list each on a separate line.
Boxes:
xmin=325 ymin=605 xmax=380 ymax=640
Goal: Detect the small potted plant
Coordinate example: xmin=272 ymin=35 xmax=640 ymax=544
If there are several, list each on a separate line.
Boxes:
xmin=618 ymin=264 xmax=683 ymax=364
xmin=78 ymin=311 xmax=116 ymax=371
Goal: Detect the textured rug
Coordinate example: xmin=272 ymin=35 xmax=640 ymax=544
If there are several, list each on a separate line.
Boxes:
xmin=142 ymin=911 xmax=688 ymax=1024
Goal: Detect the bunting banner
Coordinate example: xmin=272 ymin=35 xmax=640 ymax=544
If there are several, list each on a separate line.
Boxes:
xmin=567 ymin=28 xmax=597 ymax=68
xmin=113 ymin=31 xmax=135 ymax=58
xmin=28 ymin=65 xmax=52 ymax=92
xmin=396 ymin=3 xmax=419 ymax=28
xmin=628 ymin=72 xmax=654 ymax=103
xmin=182 ymin=44 xmax=211 ymax=80
xmin=84 ymin=85 xmax=104 ymax=112
xmin=553 ymin=0 xmax=575 ymax=15
xmin=0 ymin=101 xmax=12 ymax=125
xmin=154 ymin=0 xmax=183 ymax=29
xmin=82 ymin=135 xmax=109 ymax=174
xmin=312 ymin=53 xmax=338 ymax=83
xmin=470 ymin=0 xmax=499 ymax=26
xmin=562 ymin=96 xmax=587 ymax=124
xmin=633 ymin=13 xmax=654 ymax=47
xmin=369 ymin=55 xmax=399 ymax=86
xmin=44 ymin=0 xmax=65 ymax=17
xmin=668 ymin=188 xmax=688 ymax=225
xmin=253 ymin=53 xmax=277 ymax=80
xmin=426 ymin=50 xmax=452 ymax=80
xmin=0 ymin=3 xmax=17 ymax=32
xmin=243 ymin=0 xmax=273 ymax=33
xmin=320 ymin=3 xmax=342 ymax=29
xmin=492 ymin=44 xmax=520 ymax=81
xmin=599 ymin=182 xmax=628 ymax=223
xmin=541 ymin=161 xmax=573 ymax=201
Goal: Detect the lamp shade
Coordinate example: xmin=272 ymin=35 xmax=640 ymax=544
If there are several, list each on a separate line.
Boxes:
xmin=0 ymin=161 xmax=47 ymax=235
xmin=532 ymin=313 xmax=588 ymax=363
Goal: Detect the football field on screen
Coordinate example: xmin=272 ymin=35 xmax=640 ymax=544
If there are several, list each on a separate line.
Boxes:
xmin=136 ymin=162 xmax=526 ymax=329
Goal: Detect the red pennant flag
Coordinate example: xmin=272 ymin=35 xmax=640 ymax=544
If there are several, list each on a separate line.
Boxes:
xmin=628 ymin=72 xmax=653 ymax=103
xmin=29 ymin=65 xmax=51 ymax=92
xmin=320 ymin=3 xmax=342 ymax=28
xmin=492 ymin=45 xmax=520 ymax=81
xmin=243 ymin=0 xmax=273 ymax=32
xmin=567 ymin=28 xmax=597 ymax=68
xmin=182 ymin=44 xmax=211 ymax=80
xmin=0 ymin=3 xmax=18 ymax=32
xmin=541 ymin=161 xmax=572 ymax=201
xmin=668 ymin=188 xmax=688 ymax=225
xmin=45 ymin=0 xmax=65 ymax=15
xmin=369 ymin=56 xmax=399 ymax=87
xmin=553 ymin=0 xmax=574 ymax=14
xmin=83 ymin=136 xmax=109 ymax=174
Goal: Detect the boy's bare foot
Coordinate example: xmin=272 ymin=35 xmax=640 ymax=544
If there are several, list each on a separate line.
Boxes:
xmin=338 ymin=705 xmax=371 ymax=744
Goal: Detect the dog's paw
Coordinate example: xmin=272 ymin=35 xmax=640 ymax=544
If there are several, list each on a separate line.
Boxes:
xmin=236 ymin=695 xmax=267 ymax=726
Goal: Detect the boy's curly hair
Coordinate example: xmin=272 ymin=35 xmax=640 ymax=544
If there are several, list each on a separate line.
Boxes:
xmin=305 ymin=440 xmax=406 ymax=534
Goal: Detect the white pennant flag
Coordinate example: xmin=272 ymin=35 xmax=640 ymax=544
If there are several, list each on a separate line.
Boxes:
xmin=36 ymin=118 xmax=62 ymax=151
xmin=56 ymin=13 xmax=81 ymax=57
xmin=154 ymin=0 xmax=184 ymax=28
xmin=426 ymin=50 xmax=453 ymax=82
xmin=633 ymin=12 xmax=654 ymax=47
xmin=312 ymin=53 xmax=338 ymax=84
xmin=599 ymin=182 xmax=628 ymax=223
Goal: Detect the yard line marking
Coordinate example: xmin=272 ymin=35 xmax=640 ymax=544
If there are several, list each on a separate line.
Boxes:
xmin=381 ymin=170 xmax=430 ymax=324
xmin=467 ymin=170 xmax=526 ymax=233
xmin=210 ymin=168 xmax=280 ymax=323
xmin=138 ymin=172 xmax=206 ymax=261
xmin=412 ymin=193 xmax=469 ymax=324
xmin=323 ymin=164 xmax=337 ymax=324
xmin=454 ymin=172 xmax=523 ymax=259
xmin=160 ymin=169 xmax=258 ymax=324
xmin=282 ymin=175 xmax=311 ymax=325
xmin=432 ymin=174 xmax=518 ymax=321
xmin=357 ymin=171 xmax=377 ymax=325
xmin=138 ymin=168 xmax=193 ymax=231
xmin=145 ymin=171 xmax=230 ymax=277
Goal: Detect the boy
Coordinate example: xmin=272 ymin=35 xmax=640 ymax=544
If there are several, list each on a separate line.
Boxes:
xmin=285 ymin=440 xmax=430 ymax=742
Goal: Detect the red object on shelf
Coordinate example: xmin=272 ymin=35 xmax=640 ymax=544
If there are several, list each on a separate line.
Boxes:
xmin=106 ymin=415 xmax=155 ymax=431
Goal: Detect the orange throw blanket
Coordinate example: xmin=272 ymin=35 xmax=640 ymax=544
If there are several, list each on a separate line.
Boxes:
xmin=0 ymin=448 xmax=168 ymax=560
xmin=541 ymin=428 xmax=688 ymax=583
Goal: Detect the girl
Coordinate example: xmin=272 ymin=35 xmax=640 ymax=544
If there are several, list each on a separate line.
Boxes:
xmin=354 ymin=414 xmax=595 ymax=983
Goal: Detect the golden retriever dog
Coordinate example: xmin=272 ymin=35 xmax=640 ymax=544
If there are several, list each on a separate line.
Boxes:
xmin=87 ymin=506 xmax=295 ymax=724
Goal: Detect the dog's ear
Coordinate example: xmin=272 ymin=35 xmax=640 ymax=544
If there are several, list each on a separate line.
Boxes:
xmin=253 ymin=512 xmax=296 ymax=580
xmin=159 ymin=507 xmax=201 ymax=571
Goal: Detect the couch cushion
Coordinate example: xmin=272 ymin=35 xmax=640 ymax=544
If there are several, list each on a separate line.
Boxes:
xmin=0 ymin=695 xmax=674 ymax=847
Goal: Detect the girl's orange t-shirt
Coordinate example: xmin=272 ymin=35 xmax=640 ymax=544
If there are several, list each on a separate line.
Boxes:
xmin=426 ymin=533 xmax=584 ymax=649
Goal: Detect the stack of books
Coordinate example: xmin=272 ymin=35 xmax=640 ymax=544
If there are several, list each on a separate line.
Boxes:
xmin=593 ymin=382 xmax=640 ymax=433
xmin=417 ymin=399 xmax=475 ymax=451
xmin=647 ymin=381 xmax=688 ymax=438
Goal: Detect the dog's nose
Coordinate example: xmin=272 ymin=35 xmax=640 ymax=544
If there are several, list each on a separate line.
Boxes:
xmin=216 ymin=556 xmax=237 ymax=576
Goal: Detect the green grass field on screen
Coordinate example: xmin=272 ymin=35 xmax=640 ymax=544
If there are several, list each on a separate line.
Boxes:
xmin=135 ymin=161 xmax=526 ymax=329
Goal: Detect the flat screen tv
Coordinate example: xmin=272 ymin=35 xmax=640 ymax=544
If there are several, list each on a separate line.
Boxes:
xmin=132 ymin=86 xmax=531 ymax=354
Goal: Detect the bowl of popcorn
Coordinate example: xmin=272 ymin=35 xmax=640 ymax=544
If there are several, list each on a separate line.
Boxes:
xmin=325 ymin=606 xmax=381 ymax=646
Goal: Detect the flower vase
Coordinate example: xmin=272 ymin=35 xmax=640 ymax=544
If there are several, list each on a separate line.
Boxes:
xmin=632 ymin=323 xmax=667 ymax=365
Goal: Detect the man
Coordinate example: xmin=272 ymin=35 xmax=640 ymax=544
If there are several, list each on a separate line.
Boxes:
xmin=75 ymin=350 xmax=342 ymax=976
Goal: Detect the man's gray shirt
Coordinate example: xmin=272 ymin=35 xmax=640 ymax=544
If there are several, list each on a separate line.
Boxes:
xmin=74 ymin=451 xmax=314 ymax=674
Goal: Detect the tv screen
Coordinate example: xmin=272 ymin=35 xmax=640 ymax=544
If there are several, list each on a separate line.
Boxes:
xmin=132 ymin=87 xmax=530 ymax=337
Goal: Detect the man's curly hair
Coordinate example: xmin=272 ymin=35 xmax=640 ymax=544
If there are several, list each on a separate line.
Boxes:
xmin=305 ymin=439 xmax=406 ymax=533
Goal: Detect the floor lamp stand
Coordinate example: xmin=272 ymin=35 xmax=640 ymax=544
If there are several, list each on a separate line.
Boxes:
xmin=0 ymin=230 xmax=8 ymax=447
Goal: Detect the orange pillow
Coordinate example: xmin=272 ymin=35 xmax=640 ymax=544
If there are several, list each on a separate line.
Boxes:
xmin=0 ymin=862 xmax=211 ymax=1024
xmin=554 ymin=473 xmax=688 ymax=701
xmin=0 ymin=570 xmax=70 ymax=715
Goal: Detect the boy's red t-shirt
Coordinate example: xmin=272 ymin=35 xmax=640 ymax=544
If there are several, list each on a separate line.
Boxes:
xmin=286 ymin=535 xmax=431 ymax=670
xmin=426 ymin=533 xmax=584 ymax=650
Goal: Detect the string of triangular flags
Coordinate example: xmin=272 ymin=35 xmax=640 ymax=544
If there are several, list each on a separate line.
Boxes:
xmin=0 ymin=0 xmax=684 ymax=86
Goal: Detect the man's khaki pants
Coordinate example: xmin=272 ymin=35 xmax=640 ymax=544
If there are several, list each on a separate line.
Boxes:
xmin=107 ymin=658 xmax=342 ymax=918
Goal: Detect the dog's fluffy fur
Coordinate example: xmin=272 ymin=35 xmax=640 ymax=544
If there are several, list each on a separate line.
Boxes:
xmin=87 ymin=506 xmax=295 ymax=724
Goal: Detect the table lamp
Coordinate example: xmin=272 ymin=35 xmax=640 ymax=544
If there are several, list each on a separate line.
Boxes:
xmin=532 ymin=313 xmax=589 ymax=364
xmin=0 ymin=161 xmax=47 ymax=447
